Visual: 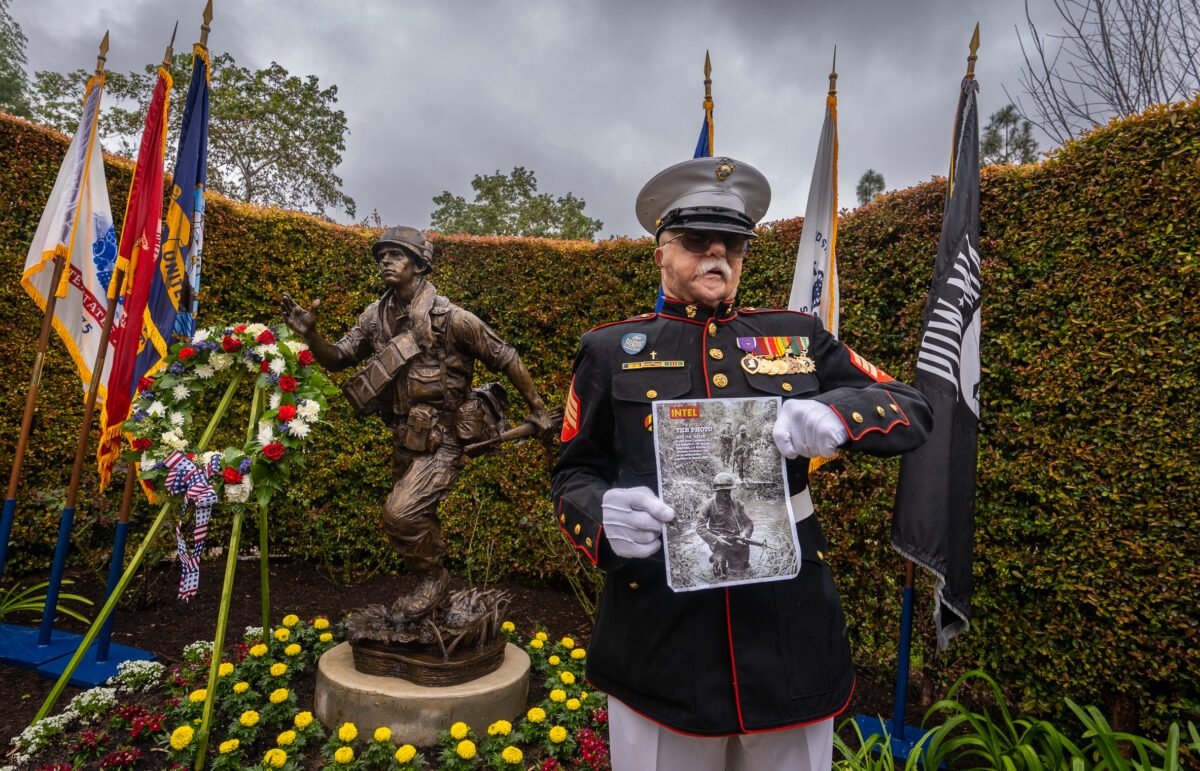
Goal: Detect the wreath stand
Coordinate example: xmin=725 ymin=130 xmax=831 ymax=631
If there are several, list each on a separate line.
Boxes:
xmin=34 ymin=323 xmax=330 ymax=770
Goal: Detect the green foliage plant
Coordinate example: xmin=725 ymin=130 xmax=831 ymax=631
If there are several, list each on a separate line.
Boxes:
xmin=0 ymin=577 xmax=92 ymax=624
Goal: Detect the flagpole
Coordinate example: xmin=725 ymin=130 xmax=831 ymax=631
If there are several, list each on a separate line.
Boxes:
xmin=703 ymin=50 xmax=713 ymax=156
xmin=35 ymin=28 xmax=177 ymax=649
xmin=0 ymin=34 xmax=108 ymax=587
xmin=857 ymin=25 xmax=979 ymax=768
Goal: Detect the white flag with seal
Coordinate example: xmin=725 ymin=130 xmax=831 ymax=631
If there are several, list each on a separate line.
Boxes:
xmin=787 ymin=92 xmax=839 ymax=338
xmin=20 ymin=72 xmax=118 ymax=402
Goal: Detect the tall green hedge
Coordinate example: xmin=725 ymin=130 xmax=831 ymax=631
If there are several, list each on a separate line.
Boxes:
xmin=1 ymin=98 xmax=1197 ymax=732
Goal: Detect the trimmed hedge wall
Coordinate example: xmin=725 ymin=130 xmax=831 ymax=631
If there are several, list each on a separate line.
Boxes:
xmin=2 ymin=99 xmax=1197 ymax=731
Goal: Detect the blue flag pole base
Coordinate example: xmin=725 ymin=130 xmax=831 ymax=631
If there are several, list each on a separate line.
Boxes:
xmin=852 ymin=715 xmax=946 ymax=769
xmin=0 ymin=622 xmax=86 ymax=668
xmin=36 ymin=639 xmax=155 ymax=688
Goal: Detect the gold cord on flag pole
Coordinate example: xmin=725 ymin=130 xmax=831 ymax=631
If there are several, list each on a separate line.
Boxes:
xmin=200 ymin=0 xmax=213 ymax=48
xmin=967 ymin=23 xmax=979 ymax=77
xmin=703 ymin=50 xmax=714 ymax=155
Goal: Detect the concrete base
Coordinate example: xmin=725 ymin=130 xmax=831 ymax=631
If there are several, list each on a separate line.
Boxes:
xmin=314 ymin=641 xmax=530 ymax=746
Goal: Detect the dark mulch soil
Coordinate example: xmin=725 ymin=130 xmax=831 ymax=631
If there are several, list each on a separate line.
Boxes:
xmin=1 ymin=559 xmax=916 ymax=756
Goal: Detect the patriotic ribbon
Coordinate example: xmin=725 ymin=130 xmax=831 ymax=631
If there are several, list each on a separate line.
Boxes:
xmin=163 ymin=450 xmax=220 ymax=600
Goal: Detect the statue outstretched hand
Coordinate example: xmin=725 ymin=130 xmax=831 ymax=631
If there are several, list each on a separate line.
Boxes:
xmin=281 ymin=292 xmax=321 ymax=340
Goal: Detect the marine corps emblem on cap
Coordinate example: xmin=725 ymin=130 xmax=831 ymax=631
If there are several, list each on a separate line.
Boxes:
xmin=636 ymin=156 xmax=771 ymax=238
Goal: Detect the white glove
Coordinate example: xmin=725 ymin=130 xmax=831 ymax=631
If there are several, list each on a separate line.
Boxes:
xmin=773 ymin=399 xmax=849 ymax=459
xmin=601 ymin=486 xmax=675 ymax=559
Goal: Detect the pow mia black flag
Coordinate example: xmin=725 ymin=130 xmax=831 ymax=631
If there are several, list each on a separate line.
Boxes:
xmin=892 ymin=74 xmax=981 ymax=650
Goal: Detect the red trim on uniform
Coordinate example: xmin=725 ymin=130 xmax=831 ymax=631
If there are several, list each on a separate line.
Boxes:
xmin=596 ymin=678 xmax=858 ymax=738
xmin=658 ymin=312 xmax=705 ymax=325
xmin=556 ymin=498 xmax=599 ymax=565
xmin=587 ymin=314 xmax=657 ymax=333
xmin=561 ymin=377 xmax=580 ymax=442
xmin=725 ymin=588 xmax=747 ymax=731
xmin=828 ymin=389 xmax=912 ymax=442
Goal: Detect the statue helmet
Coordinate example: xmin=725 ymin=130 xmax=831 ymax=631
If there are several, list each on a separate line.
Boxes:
xmin=372 ymin=226 xmax=434 ymax=275
xmin=712 ymin=471 xmax=737 ymax=490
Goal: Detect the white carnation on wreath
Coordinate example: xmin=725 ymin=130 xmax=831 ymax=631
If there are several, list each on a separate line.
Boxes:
xmin=255 ymin=343 xmax=280 ymax=358
xmin=193 ymin=328 xmax=211 ymax=343
xmin=244 ymin=323 xmax=268 ymax=337
xmin=287 ymin=420 xmax=311 ymax=439
xmin=211 ymin=353 xmax=232 ymax=371
xmin=148 ymin=401 xmax=166 ymax=417
xmin=257 ymin=422 xmax=274 ymax=446
xmin=269 ymin=393 xmax=281 ymax=410
xmin=297 ymin=400 xmax=320 ymax=421
xmin=169 ymin=411 xmax=185 ymax=428
xmin=196 ymin=364 xmax=215 ymax=379
xmin=269 ymin=357 xmax=286 ymax=375
xmin=285 ymin=340 xmax=309 ymax=354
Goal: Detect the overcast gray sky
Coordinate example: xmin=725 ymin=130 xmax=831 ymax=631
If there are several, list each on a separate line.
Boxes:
xmin=14 ymin=0 xmax=1062 ymax=238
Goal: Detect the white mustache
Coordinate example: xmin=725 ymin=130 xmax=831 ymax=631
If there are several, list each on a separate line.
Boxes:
xmin=693 ymin=257 xmax=732 ymax=280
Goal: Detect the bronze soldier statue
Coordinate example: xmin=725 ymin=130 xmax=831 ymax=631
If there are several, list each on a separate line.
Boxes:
xmin=282 ymin=226 xmax=552 ymax=618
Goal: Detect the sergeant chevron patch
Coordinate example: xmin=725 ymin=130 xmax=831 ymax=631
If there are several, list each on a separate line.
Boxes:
xmin=561 ymin=378 xmax=580 ymax=441
xmin=846 ymin=346 xmax=894 ymax=382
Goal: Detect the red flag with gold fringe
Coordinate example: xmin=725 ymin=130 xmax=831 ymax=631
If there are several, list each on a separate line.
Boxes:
xmin=96 ymin=64 xmax=173 ymax=490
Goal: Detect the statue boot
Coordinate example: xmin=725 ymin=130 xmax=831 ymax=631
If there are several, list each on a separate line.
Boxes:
xmin=397 ymin=565 xmax=450 ymax=618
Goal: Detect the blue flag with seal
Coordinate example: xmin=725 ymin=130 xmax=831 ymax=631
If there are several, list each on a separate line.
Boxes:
xmin=134 ymin=42 xmax=209 ymax=385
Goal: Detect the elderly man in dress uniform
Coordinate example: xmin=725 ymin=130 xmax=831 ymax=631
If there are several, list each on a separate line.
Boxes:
xmin=551 ymin=157 xmax=933 ymax=770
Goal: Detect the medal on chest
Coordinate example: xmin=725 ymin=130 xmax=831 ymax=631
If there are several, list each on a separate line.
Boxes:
xmin=737 ymin=336 xmax=816 ymax=375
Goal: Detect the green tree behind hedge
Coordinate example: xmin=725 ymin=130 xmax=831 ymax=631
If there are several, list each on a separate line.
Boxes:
xmin=0 ymin=0 xmax=30 ymax=118
xmin=982 ymin=104 xmax=1039 ymax=165
xmin=430 ymin=166 xmax=602 ymax=240
xmin=30 ymin=51 xmax=355 ymax=218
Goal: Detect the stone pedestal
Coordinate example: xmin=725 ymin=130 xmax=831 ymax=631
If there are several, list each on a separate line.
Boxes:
xmin=314 ymin=641 xmax=530 ymax=746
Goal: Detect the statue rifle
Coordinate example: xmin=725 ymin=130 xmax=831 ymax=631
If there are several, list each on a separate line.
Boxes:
xmin=464 ymin=407 xmax=563 ymax=459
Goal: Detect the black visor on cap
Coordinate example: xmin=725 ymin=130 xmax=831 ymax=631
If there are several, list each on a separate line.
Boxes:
xmin=655 ymin=206 xmax=758 ymax=239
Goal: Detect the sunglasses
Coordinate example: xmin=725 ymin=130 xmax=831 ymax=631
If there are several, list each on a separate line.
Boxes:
xmin=661 ymin=230 xmax=751 ymax=257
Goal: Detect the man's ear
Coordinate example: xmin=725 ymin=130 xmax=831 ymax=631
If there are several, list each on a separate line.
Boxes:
xmin=653 ymin=246 xmax=664 ymax=267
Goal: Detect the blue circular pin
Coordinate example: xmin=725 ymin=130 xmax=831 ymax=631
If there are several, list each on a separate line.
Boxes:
xmin=621 ymin=332 xmax=647 ymax=354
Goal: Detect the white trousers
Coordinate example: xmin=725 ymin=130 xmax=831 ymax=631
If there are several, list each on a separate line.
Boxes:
xmin=608 ymin=697 xmax=835 ymax=771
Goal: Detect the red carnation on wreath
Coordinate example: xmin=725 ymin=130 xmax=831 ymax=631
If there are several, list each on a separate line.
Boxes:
xmin=234 ymin=325 xmax=247 ymax=333
xmin=222 ymin=467 xmax=243 ymax=484
xmin=298 ymin=350 xmax=314 ymax=365
xmin=256 ymin=329 xmax=275 ymax=344
xmin=279 ymin=376 xmax=297 ymax=392
xmin=277 ymin=405 xmax=297 ymax=421
xmin=137 ymin=376 xmax=154 ymax=392
xmin=260 ymin=360 xmax=270 ymax=373
xmin=222 ymin=335 xmax=242 ymax=352
xmin=263 ymin=443 xmax=286 ymax=461
xmin=178 ymin=346 xmax=196 ymax=359
xmin=131 ymin=437 xmax=153 ymax=451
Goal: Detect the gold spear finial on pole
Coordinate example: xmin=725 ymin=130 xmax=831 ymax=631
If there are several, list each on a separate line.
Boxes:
xmin=828 ymin=46 xmax=838 ymax=96
xmin=95 ymin=31 xmax=109 ymax=75
xmin=703 ymin=50 xmax=712 ymax=104
xmin=967 ymin=23 xmax=980 ymax=77
xmin=164 ymin=20 xmax=178 ymax=63
xmin=200 ymin=0 xmax=213 ymax=48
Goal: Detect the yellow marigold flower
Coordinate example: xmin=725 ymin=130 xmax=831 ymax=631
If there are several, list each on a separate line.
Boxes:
xmin=270 ymin=663 xmax=288 ymax=677
xmin=263 ymin=748 xmax=287 ymax=768
xmin=571 ymin=648 xmax=586 ymax=659
xmin=449 ymin=721 xmax=469 ymax=740
xmin=233 ymin=681 xmax=250 ymax=694
xmin=249 ymin=643 xmax=268 ymax=658
xmin=527 ymin=706 xmax=546 ymax=723
xmin=502 ymin=745 xmax=523 ymax=764
xmin=374 ymin=726 xmax=391 ymax=743
xmin=314 ymin=618 xmax=330 ymax=630
xmin=294 ymin=711 xmax=313 ymax=729
xmin=284 ymin=643 xmax=301 ymax=656
xmin=239 ymin=710 xmax=260 ymax=727
xmin=219 ymin=738 xmax=240 ymax=754
xmin=501 ymin=621 xmax=515 ymax=633
xmin=560 ymin=671 xmax=576 ymax=685
xmin=269 ymin=688 xmax=289 ymax=704
xmin=320 ymin=632 xmax=334 ymax=644
xmin=169 ymin=725 xmax=194 ymax=750
xmin=560 ymin=636 xmax=575 ymax=649
xmin=218 ymin=662 xmax=234 ymax=677
xmin=581 ymin=691 xmax=589 ymax=700
xmin=549 ymin=689 xmax=566 ymax=703
xmin=188 ymin=688 xmax=207 ymax=703
xmin=334 ymin=745 xmax=354 ymax=764
xmin=535 ymin=632 xmax=548 ymax=641
xmin=337 ymin=722 xmax=357 ymax=742
xmin=274 ymin=627 xmax=290 ymax=642
xmin=566 ymin=698 xmax=581 ymax=711
xmin=456 ymin=740 xmax=476 ymax=760
xmin=529 ymin=639 xmax=544 ymax=650
xmin=281 ymin=614 xmax=299 ymax=628
xmin=277 ymin=729 xmax=297 ymax=746
xmin=548 ymin=655 xmax=561 ymax=666
xmin=395 ymin=744 xmax=417 ymax=763
xmin=487 ymin=719 xmax=511 ymax=736
xmin=549 ymin=726 xmax=567 ymax=743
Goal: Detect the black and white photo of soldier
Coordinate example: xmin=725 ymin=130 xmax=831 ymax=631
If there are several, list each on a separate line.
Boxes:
xmin=653 ymin=397 xmax=800 ymax=591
